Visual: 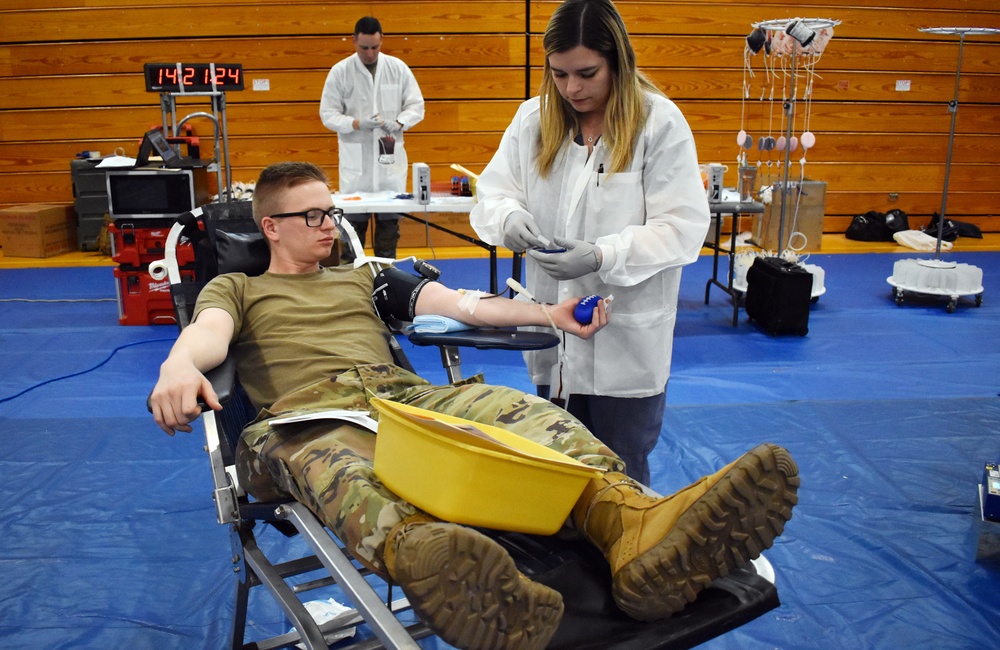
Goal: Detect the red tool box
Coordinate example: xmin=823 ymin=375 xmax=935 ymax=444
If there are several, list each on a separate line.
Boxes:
xmin=108 ymin=221 xmax=195 ymax=267
xmin=114 ymin=265 xmax=195 ymax=326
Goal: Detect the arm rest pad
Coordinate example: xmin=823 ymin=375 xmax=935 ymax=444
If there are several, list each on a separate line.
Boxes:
xmin=408 ymin=328 xmax=559 ymax=351
xmin=203 ymin=355 xmax=237 ymax=405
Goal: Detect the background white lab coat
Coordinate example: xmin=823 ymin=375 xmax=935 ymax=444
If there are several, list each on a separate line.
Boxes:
xmin=471 ymin=93 xmax=710 ymax=397
xmin=319 ymin=52 xmax=425 ymax=193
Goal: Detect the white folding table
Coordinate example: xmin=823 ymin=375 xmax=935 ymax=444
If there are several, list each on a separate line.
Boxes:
xmin=332 ymin=192 xmax=515 ymax=293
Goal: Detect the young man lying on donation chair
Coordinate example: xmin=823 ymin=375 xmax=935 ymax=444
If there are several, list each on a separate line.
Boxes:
xmin=150 ymin=161 xmax=799 ymax=650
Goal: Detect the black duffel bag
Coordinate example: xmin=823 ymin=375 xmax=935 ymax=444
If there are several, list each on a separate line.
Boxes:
xmin=845 ymin=209 xmax=909 ymax=242
xmin=923 ymin=211 xmax=983 ymax=242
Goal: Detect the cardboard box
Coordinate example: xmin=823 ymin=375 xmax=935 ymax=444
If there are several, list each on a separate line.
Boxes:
xmin=753 ymin=180 xmax=826 ymax=252
xmin=0 ymin=204 xmax=77 ymax=257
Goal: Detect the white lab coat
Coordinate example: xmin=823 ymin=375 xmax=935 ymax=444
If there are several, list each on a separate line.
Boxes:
xmin=470 ymin=94 xmax=710 ymax=397
xmin=319 ymin=53 xmax=425 ymax=194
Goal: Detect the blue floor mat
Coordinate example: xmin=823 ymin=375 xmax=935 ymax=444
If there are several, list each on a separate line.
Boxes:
xmin=1 ymin=251 xmax=998 ymax=648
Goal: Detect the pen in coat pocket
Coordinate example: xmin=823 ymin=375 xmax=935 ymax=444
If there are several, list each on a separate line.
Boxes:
xmin=597 ymin=163 xmax=604 ymax=187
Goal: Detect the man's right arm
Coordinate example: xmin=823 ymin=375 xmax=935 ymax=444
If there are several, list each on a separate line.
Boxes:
xmin=319 ymin=65 xmax=357 ymax=134
xmin=150 ymin=307 xmax=235 ymax=436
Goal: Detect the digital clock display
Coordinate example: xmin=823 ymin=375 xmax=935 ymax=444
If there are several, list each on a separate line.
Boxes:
xmin=144 ymin=63 xmax=244 ymax=92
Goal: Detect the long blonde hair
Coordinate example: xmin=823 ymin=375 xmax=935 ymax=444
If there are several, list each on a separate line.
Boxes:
xmin=536 ymin=0 xmax=663 ymax=177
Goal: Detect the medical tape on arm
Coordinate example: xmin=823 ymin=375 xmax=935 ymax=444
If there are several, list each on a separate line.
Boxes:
xmin=456 ymin=289 xmax=484 ymax=315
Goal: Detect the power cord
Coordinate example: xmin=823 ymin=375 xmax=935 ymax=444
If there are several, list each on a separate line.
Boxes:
xmin=0 ymin=338 xmax=173 ymax=405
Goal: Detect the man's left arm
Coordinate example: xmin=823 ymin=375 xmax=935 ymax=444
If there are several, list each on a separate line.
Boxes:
xmin=393 ymin=63 xmax=425 ymax=130
xmin=414 ymin=282 xmax=607 ymax=340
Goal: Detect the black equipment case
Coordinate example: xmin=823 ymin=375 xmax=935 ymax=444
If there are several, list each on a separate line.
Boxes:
xmin=745 ymin=257 xmax=812 ymax=336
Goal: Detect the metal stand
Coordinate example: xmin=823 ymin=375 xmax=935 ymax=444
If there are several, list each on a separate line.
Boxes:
xmin=887 ymin=27 xmax=997 ymax=312
xmin=704 ymin=200 xmax=765 ymax=326
xmin=753 ymin=18 xmax=839 ymax=254
xmin=919 ymin=27 xmax=999 ymax=259
xmin=157 ymin=89 xmax=233 ymax=202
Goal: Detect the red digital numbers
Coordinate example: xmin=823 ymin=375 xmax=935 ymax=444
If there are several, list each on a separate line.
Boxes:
xmin=212 ymin=66 xmax=241 ymax=86
xmin=145 ymin=63 xmax=244 ymax=92
xmin=158 ymin=67 xmax=178 ymax=85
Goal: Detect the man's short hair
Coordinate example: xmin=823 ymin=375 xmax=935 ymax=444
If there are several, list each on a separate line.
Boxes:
xmin=252 ymin=162 xmax=329 ymax=229
xmin=354 ymin=16 xmax=382 ymax=37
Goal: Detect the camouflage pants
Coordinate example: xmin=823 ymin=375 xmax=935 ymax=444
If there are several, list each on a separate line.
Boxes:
xmin=236 ymin=363 xmax=624 ymax=577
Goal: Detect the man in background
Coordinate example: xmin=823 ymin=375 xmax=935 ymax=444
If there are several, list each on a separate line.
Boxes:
xmin=320 ymin=16 xmax=425 ymax=262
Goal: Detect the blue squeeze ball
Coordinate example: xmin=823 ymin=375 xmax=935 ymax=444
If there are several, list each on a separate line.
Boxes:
xmin=573 ymin=295 xmax=603 ymax=325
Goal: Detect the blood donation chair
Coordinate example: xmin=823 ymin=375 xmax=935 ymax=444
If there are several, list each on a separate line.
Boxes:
xmin=149 ymin=200 xmax=781 ymax=649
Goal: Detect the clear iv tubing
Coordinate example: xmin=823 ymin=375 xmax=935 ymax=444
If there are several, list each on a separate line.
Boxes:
xmin=506 ymin=278 xmax=559 ymax=331
xmin=506 ymin=278 xmax=567 ymax=403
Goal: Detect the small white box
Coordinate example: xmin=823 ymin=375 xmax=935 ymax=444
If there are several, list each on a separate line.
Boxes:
xmin=412 ymin=163 xmax=430 ymax=205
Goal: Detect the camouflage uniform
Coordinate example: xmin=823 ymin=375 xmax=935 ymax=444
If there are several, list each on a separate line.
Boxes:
xmin=236 ymin=363 xmax=625 ymax=577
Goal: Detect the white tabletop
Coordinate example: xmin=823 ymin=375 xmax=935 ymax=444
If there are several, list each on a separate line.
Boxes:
xmin=331 ymin=191 xmax=476 ymax=215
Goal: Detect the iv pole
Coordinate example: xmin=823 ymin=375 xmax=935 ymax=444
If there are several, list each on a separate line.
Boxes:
xmin=885 ymin=27 xmax=995 ymax=313
xmin=919 ymin=27 xmax=1000 ymax=259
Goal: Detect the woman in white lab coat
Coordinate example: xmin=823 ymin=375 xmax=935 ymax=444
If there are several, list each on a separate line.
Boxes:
xmin=470 ymin=0 xmax=710 ymax=484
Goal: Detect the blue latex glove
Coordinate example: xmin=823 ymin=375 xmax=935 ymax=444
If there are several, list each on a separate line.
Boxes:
xmin=501 ymin=211 xmax=550 ymax=252
xmin=528 ymin=237 xmax=601 ymax=281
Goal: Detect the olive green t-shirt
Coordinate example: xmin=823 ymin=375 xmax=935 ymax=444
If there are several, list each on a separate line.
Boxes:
xmin=194 ymin=266 xmax=393 ymax=410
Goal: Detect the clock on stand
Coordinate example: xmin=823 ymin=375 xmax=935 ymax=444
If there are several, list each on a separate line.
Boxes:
xmin=142 ymin=63 xmax=245 ymax=201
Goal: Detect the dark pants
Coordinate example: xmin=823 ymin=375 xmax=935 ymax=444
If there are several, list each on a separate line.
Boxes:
xmin=341 ymin=213 xmax=400 ymax=261
xmin=539 ymin=387 xmax=666 ymax=486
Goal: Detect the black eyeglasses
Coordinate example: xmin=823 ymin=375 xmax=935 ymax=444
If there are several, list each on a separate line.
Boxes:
xmin=268 ymin=206 xmax=344 ymax=228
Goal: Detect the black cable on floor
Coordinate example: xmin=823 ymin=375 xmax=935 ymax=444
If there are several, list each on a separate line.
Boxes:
xmin=0 ymin=338 xmax=173 ymax=404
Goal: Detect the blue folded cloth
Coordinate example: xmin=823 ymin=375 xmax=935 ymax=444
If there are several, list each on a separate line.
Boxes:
xmin=405 ymin=315 xmax=475 ymax=334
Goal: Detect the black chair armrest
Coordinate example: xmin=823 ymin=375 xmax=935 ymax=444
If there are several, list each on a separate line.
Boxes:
xmin=146 ymin=354 xmax=238 ymax=413
xmin=203 ymin=355 xmax=237 ymax=404
xmin=408 ymin=328 xmax=559 ymax=351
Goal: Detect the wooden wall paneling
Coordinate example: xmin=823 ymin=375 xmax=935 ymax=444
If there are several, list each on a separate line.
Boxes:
xmin=11 ymin=94 xmax=1000 ymax=146
xmin=694 ymin=133 xmax=997 ymax=165
xmin=0 ymin=34 xmax=527 ymax=77
xmin=823 ymin=195 xmax=1000 ymax=222
xmin=525 ymin=34 xmax=1000 ymax=76
xmin=0 ymin=2 xmax=528 ymax=43
xmin=221 ymin=133 xmax=504 ymax=169
xmin=0 ymin=99 xmax=524 ymax=143
xmin=528 ymin=2 xmax=1000 ymax=36
xmin=524 ymin=68 xmax=1000 ymax=104
xmin=0 ymin=68 xmax=526 ymax=111
xmin=678 ymin=100 xmax=1000 ymax=136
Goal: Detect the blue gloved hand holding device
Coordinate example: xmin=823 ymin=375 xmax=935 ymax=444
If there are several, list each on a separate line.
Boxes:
xmin=528 ymin=237 xmax=602 ymax=281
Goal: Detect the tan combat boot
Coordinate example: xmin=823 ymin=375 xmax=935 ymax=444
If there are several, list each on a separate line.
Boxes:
xmin=573 ymin=442 xmax=799 ymax=621
xmin=384 ymin=516 xmax=564 ymax=650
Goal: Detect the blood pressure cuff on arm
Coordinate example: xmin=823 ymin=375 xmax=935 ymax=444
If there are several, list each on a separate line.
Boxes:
xmin=371 ymin=266 xmax=434 ymax=329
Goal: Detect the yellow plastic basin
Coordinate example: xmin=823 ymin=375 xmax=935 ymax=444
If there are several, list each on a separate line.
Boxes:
xmin=371 ymin=397 xmax=604 ymax=535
